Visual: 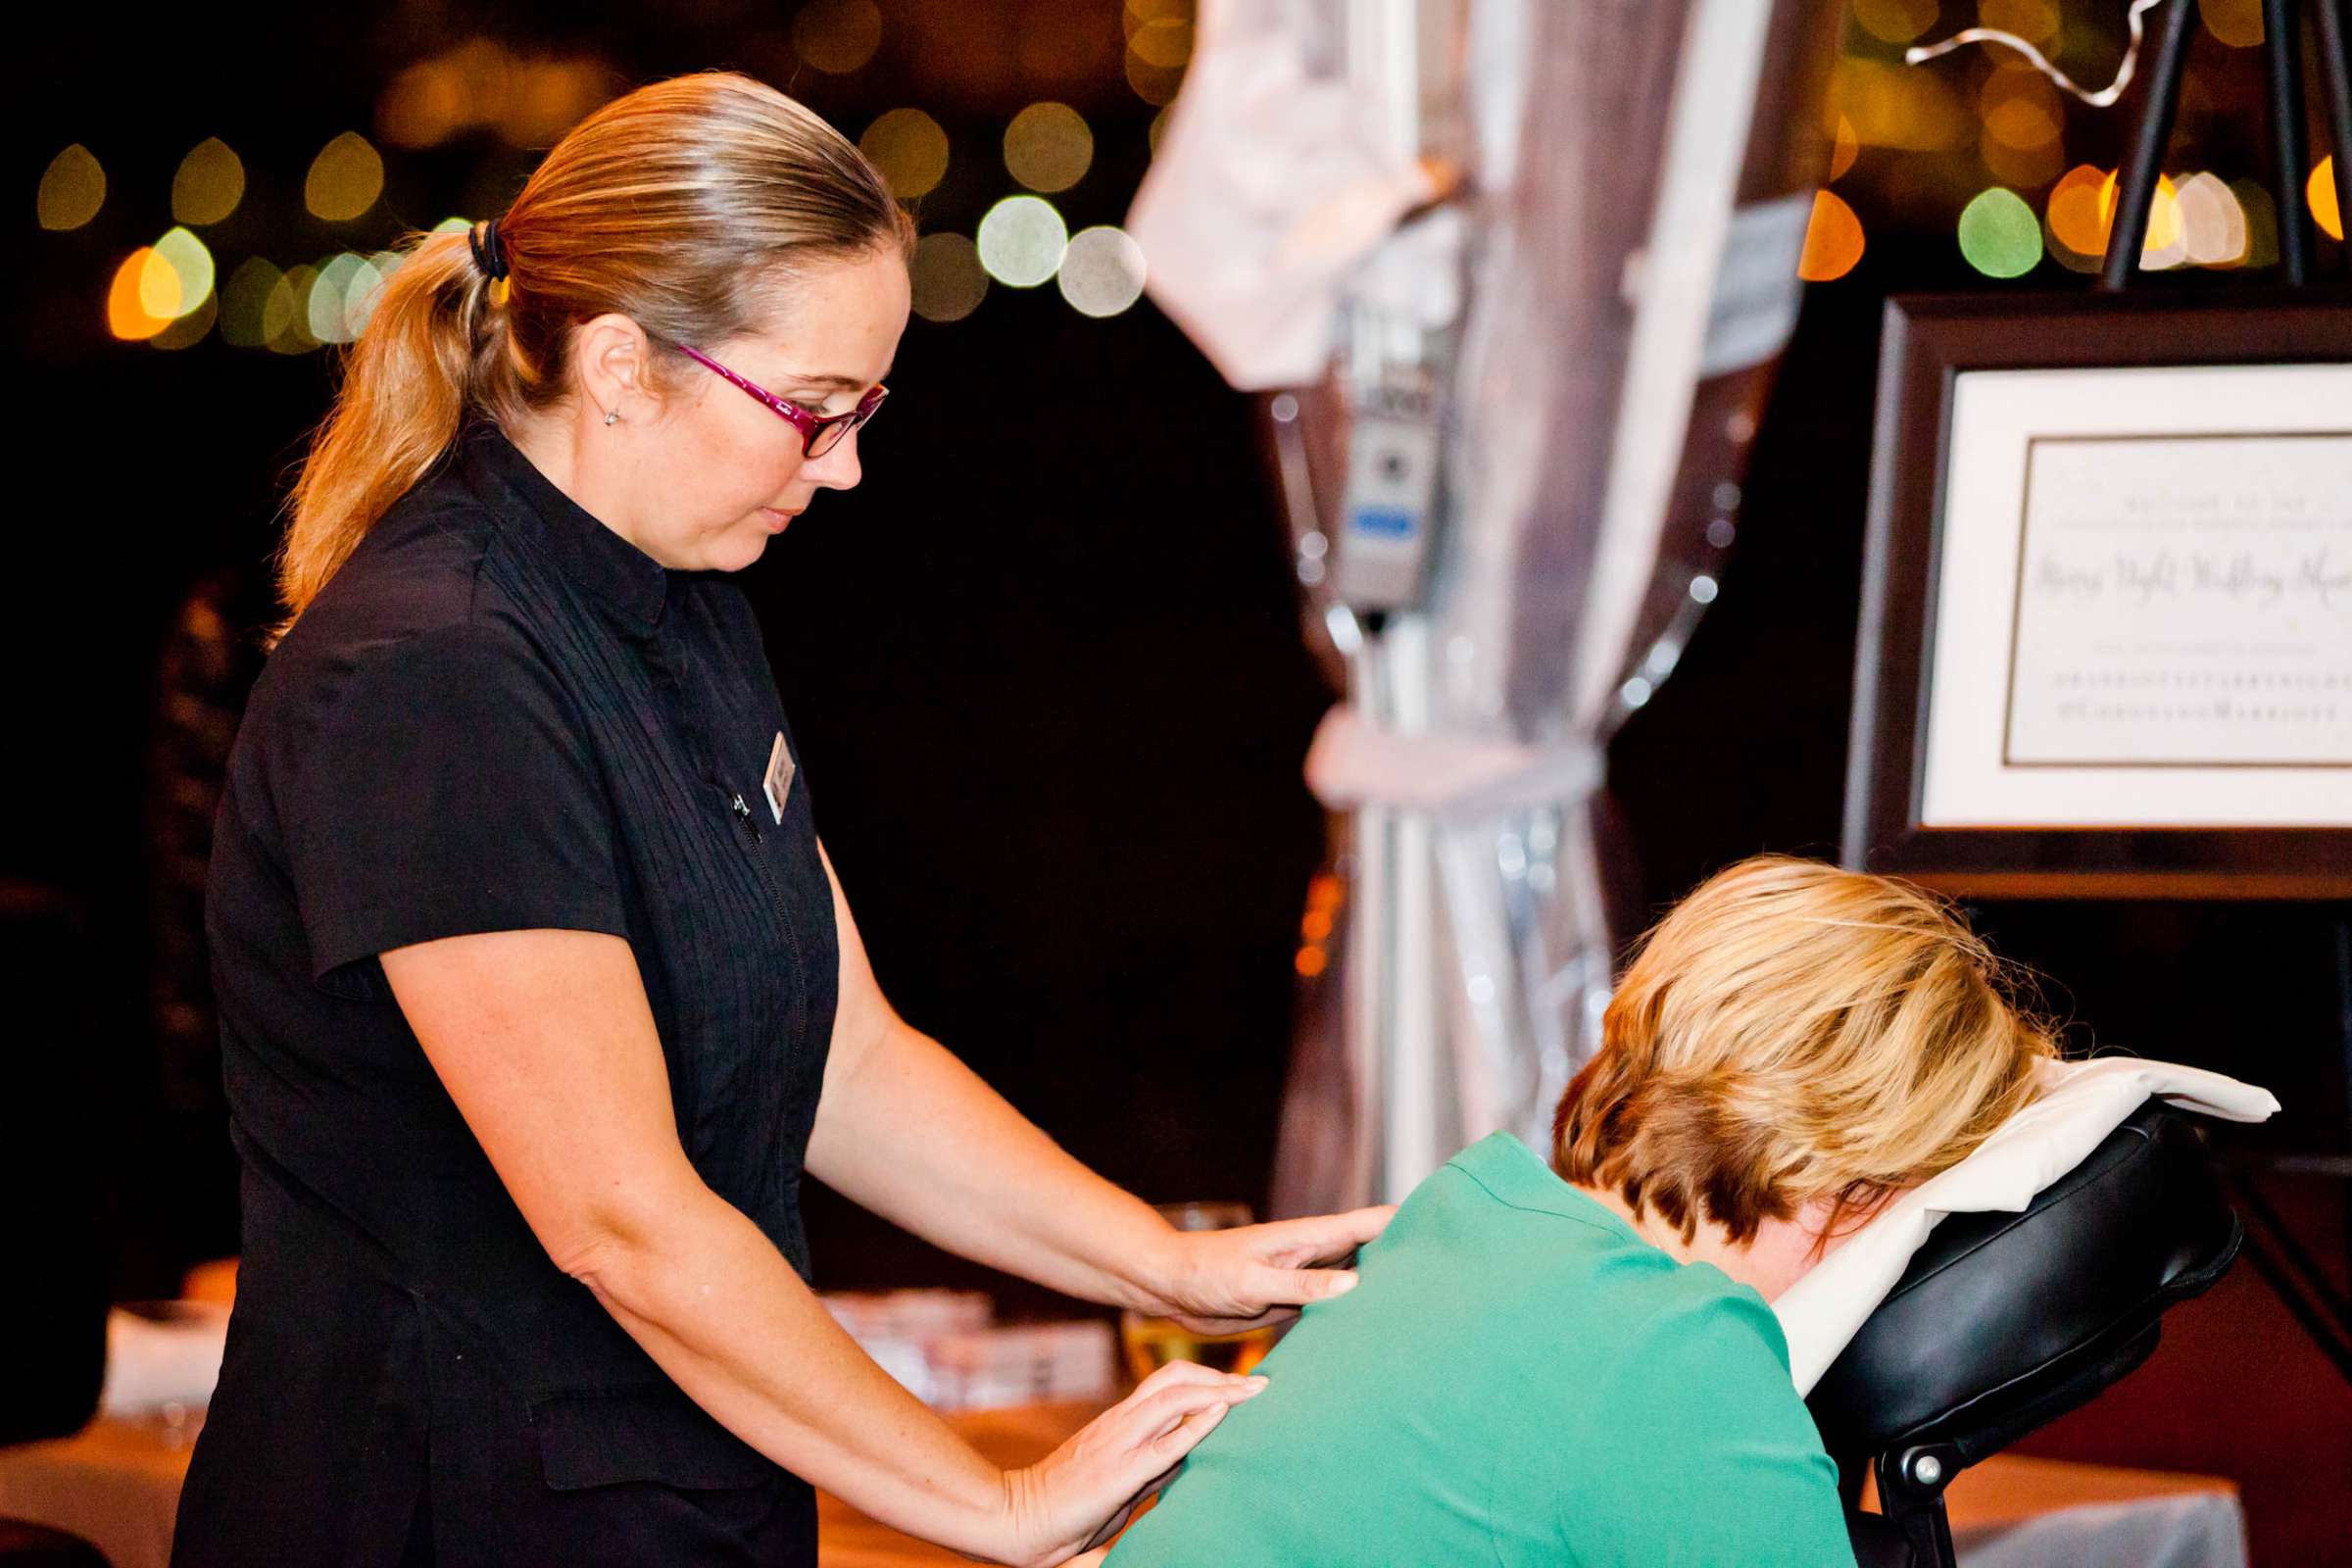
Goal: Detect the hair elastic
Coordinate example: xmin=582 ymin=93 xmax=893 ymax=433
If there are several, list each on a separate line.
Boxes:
xmin=467 ymin=219 xmax=511 ymax=282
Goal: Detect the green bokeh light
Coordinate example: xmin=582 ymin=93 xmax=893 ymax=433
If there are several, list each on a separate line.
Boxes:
xmin=1957 ymin=187 xmax=2042 ymax=278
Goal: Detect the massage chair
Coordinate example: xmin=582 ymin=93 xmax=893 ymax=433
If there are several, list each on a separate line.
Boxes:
xmin=1805 ymin=1102 xmax=2243 ymax=1568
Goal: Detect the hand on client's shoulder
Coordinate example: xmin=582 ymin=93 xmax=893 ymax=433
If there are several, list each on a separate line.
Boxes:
xmin=1139 ymin=1204 xmax=1396 ymax=1337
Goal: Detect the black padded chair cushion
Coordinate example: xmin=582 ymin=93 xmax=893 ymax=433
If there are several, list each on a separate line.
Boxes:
xmin=1806 ymin=1102 xmax=2240 ymax=1469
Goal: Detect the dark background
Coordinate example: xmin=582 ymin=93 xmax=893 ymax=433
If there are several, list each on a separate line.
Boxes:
xmin=9 ymin=2 xmax=2350 ymax=1559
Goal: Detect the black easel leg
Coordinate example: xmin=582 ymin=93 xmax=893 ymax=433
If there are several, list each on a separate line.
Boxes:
xmin=2266 ymin=0 xmax=2315 ymax=281
xmin=2335 ymin=917 xmax=2352 ymax=1299
xmin=2101 ymin=0 xmax=2202 ymax=290
xmin=2315 ymin=0 xmax=2352 ymax=270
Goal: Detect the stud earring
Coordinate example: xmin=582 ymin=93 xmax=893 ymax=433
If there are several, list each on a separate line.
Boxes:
xmin=603 ymin=409 xmax=620 ymax=426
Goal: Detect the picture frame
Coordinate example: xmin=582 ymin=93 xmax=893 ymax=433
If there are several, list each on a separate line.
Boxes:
xmin=1842 ymin=289 xmax=2352 ymax=899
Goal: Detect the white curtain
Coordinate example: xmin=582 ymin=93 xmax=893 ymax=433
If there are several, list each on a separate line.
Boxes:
xmin=1134 ymin=0 xmax=1841 ymax=1209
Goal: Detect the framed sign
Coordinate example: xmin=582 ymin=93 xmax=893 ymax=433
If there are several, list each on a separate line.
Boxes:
xmin=1843 ymin=290 xmax=2352 ymax=898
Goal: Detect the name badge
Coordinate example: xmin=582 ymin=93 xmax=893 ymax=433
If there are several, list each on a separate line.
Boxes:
xmin=761 ymin=731 xmax=796 ymax=825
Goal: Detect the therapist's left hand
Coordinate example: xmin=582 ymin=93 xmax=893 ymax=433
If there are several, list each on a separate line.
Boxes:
xmin=1140 ymin=1206 xmax=1396 ymax=1336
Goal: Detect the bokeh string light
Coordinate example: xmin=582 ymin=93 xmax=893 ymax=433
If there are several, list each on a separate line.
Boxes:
xmin=1124 ymin=0 xmax=1192 ymax=106
xmin=1004 ymin=103 xmax=1094 ymax=194
xmin=1957 ymin=187 xmax=2041 ymax=277
xmin=2173 ymin=172 xmax=2249 ymax=267
xmin=1797 ymin=190 xmax=1866 ymax=281
xmin=1832 ymin=59 xmax=1971 ymax=152
xmin=106 ymin=249 xmax=173 ymax=341
xmin=1978 ymin=0 xmax=2062 ymax=46
xmin=2310 ymin=158 xmax=2344 ymax=242
xmin=860 ymin=108 xmax=950 ymax=201
xmin=1851 ymin=0 xmax=1939 ymax=46
xmin=909 ymin=232 xmax=990 ymax=323
xmin=2197 ymin=0 xmax=2265 ymax=47
xmin=793 ymin=0 xmax=883 ymax=74
xmin=2043 ymin=166 xmax=2243 ymax=272
xmin=308 ymin=253 xmax=384 ymax=344
xmin=2098 ymin=168 xmax=2185 ymax=262
xmin=2045 ymin=163 xmax=2114 ymax=262
xmin=1828 ymin=115 xmax=1860 ymax=180
xmin=378 ymin=39 xmax=615 ymax=151
xmin=172 ymin=139 xmax=245 ymax=227
xmin=152 ymin=228 xmax=217 ymax=318
xmin=109 ymin=229 xmax=217 ymax=343
xmin=976 ymin=195 xmax=1068 ymax=288
xmin=37 ymin=144 xmax=106 ymax=231
xmin=220 ymin=259 xmax=286 ymax=349
xmin=2230 ymin=177 xmax=2281 ymax=267
xmin=36 ymin=0 xmax=2331 ymax=352
xmin=305 ymin=132 xmax=384 ymax=222
xmin=1057 ymin=225 xmax=1148 ymax=317
xmin=1979 ymin=63 xmax=2065 ymax=189
xmin=270 ymin=265 xmax=322 ymax=355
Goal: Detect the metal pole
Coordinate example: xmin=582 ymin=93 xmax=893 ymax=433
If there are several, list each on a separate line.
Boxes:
xmin=2266 ymin=0 xmax=2315 ymax=282
xmin=2314 ymin=0 xmax=2352 ymax=272
xmin=2100 ymin=0 xmax=2200 ymax=291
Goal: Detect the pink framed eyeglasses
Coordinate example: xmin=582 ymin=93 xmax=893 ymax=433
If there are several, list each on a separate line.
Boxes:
xmin=675 ymin=344 xmax=888 ymax=458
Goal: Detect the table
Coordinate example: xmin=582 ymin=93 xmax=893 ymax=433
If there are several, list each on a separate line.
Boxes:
xmin=814 ymin=1401 xmax=1102 ymax=1567
xmin=0 ymin=1403 xmax=2242 ymax=1568
xmin=0 ymin=1405 xmax=1101 ymax=1568
xmin=0 ymin=1416 xmax=193 ymax=1568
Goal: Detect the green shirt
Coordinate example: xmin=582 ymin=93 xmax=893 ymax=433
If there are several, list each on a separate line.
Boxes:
xmin=1106 ymin=1134 xmax=1854 ymax=1567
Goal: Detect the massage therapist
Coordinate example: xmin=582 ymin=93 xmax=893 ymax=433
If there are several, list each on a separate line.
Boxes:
xmin=174 ymin=73 xmax=1387 ymax=1568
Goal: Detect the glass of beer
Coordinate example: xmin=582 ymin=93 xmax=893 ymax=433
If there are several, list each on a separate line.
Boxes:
xmin=1120 ymin=1201 xmax=1282 ymax=1382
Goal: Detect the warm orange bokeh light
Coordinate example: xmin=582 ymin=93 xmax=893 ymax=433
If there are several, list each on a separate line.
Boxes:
xmin=2311 ymin=158 xmax=2344 ymax=241
xmin=107 ymin=248 xmax=175 ymax=340
xmin=1829 ymin=116 xmax=1859 ymax=181
xmin=1981 ymin=69 xmax=2062 ymax=152
xmin=2097 ymin=169 xmax=2182 ymax=251
xmin=2197 ymin=0 xmax=2265 ymax=46
xmin=1851 ymin=0 xmax=1938 ymax=44
xmin=2045 ymin=165 xmax=2111 ymax=257
xmin=1979 ymin=0 xmax=2062 ymax=44
xmin=1798 ymin=189 xmax=1866 ymax=281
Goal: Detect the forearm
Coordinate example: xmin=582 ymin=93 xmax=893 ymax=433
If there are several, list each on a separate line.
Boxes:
xmin=573 ymin=1180 xmax=1020 ymax=1560
xmin=805 ymin=1019 xmax=1175 ymax=1308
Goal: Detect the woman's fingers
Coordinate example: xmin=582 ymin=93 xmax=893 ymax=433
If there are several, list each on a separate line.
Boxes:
xmin=1251 ymin=1204 xmax=1396 ymax=1266
xmin=1018 ymin=1369 xmax=1263 ymax=1563
xmin=1119 ymin=1374 xmax=1265 ymax=1449
xmin=1073 ymin=1404 xmax=1231 ymax=1554
xmin=1129 ymin=1357 xmax=1249 ymax=1396
xmin=1250 ymin=1260 xmax=1360 ymax=1305
xmin=1148 ymin=1392 xmax=1237 ymax=1461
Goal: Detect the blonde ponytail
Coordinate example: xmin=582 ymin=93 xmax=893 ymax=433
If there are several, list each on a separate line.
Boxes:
xmin=276 ymin=72 xmax=912 ymax=633
xmin=279 ymin=234 xmax=490 ymax=624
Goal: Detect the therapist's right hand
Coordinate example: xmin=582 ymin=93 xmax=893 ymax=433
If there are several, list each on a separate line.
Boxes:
xmin=997 ymin=1359 xmax=1265 ymax=1567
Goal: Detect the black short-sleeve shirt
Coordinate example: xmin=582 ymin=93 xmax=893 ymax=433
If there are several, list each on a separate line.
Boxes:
xmin=175 ymin=424 xmax=839 ymax=1567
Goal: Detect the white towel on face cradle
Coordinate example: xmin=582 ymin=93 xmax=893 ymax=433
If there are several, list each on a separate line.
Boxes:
xmin=1775 ymin=1055 xmax=2278 ymax=1396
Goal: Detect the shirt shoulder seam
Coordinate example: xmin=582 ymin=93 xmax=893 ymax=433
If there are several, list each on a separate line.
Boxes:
xmin=1445 ymin=1160 xmax=1634 ymax=1241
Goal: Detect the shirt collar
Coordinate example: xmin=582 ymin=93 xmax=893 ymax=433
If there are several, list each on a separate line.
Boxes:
xmin=1446 ymin=1131 xmax=1639 ymax=1239
xmin=460 ymin=421 xmax=669 ymax=636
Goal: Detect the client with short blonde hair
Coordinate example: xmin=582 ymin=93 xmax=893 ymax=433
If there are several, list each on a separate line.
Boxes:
xmin=1559 ymin=856 xmax=2053 ymax=1266
xmin=1107 ymin=856 xmax=2056 ymax=1568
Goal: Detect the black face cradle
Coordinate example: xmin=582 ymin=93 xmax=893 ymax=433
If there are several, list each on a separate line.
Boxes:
xmin=1806 ymin=1104 xmax=2243 ymax=1568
